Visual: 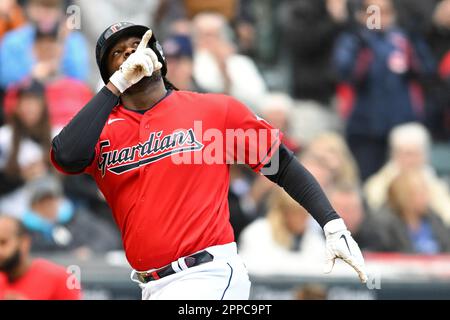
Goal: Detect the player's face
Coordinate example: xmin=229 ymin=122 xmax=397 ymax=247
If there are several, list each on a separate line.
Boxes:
xmin=0 ymin=218 xmax=23 ymax=272
xmin=107 ymin=36 xmax=141 ymax=76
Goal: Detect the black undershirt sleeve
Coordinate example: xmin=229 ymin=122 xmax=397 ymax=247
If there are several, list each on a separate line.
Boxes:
xmin=52 ymin=86 xmax=120 ymax=173
xmin=263 ymin=143 xmax=340 ymax=228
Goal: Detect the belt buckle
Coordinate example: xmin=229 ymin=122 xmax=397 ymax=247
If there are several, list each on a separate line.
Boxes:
xmin=136 ymin=271 xmax=152 ymax=283
xmin=136 ymin=250 xmax=214 ymax=283
xmin=137 ymin=268 xmax=161 ymax=283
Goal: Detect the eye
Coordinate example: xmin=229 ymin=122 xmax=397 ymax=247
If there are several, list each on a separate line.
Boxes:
xmin=133 ymin=41 xmax=139 ymax=47
xmin=112 ymin=50 xmax=121 ymax=57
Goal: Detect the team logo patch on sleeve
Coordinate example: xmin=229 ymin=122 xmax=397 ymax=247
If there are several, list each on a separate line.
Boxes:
xmin=98 ymin=129 xmax=204 ymax=176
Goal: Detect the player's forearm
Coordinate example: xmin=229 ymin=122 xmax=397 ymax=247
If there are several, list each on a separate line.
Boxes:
xmin=263 ymin=144 xmax=340 ymax=228
xmin=52 ymin=86 xmax=120 ymax=173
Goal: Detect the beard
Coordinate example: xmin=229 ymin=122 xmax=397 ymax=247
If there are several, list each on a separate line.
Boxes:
xmin=123 ymin=70 xmax=162 ymax=95
xmin=0 ymin=248 xmax=21 ymax=274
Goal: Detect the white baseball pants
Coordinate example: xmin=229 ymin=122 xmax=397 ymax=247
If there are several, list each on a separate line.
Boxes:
xmin=130 ymin=242 xmax=251 ymax=300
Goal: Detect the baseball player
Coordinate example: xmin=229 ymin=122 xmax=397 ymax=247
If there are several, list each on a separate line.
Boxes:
xmin=51 ymin=22 xmax=367 ymax=300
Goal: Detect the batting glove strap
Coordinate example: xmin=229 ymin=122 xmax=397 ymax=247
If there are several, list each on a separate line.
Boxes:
xmin=323 ymin=218 xmax=347 ymax=235
xmin=110 ymin=70 xmax=131 ymax=93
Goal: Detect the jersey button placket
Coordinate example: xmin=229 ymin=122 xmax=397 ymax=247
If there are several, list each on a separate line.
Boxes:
xmin=140 ymin=116 xmax=151 ymax=176
xmin=140 ymin=116 xmax=151 ymax=140
xmin=139 ymin=116 xmax=150 ymax=205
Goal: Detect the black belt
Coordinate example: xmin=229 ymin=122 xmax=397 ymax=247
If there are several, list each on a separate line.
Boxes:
xmin=136 ymin=250 xmax=214 ymax=283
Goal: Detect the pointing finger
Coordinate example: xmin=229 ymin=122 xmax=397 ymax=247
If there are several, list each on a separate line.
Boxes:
xmin=137 ymin=29 xmax=153 ymax=51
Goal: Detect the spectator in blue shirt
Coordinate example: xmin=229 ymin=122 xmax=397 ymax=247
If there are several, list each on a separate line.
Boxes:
xmin=0 ymin=0 xmax=88 ymax=89
xmin=333 ymin=0 xmax=436 ymax=181
xmin=374 ymin=170 xmax=450 ymax=254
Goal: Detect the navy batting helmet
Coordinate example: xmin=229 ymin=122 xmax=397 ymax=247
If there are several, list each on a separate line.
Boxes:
xmin=95 ymin=22 xmax=167 ymax=84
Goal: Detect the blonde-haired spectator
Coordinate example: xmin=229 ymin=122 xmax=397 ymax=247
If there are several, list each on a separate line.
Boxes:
xmin=374 ymin=170 xmax=450 ymax=253
xmin=365 ymin=123 xmax=450 ymax=225
xmin=191 ymin=12 xmax=266 ymax=110
xmin=238 ymin=187 xmax=325 ymax=275
xmin=303 ymin=132 xmax=360 ymax=188
xmin=299 ymin=151 xmax=334 ymax=190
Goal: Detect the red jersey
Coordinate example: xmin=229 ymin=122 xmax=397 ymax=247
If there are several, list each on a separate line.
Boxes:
xmin=52 ymin=91 xmax=281 ymax=271
xmin=0 ymin=259 xmax=81 ymax=300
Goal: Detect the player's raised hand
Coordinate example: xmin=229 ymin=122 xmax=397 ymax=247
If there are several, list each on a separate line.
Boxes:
xmin=323 ymin=218 xmax=368 ymax=283
xmin=109 ymin=29 xmax=161 ymax=93
xmin=142 ymin=48 xmax=163 ymax=72
xmin=137 ymin=29 xmax=152 ymax=50
xmin=139 ymin=30 xmax=163 ymax=71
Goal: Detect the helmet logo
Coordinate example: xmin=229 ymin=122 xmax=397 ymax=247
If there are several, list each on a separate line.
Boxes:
xmin=110 ymin=23 xmax=122 ymax=33
xmin=105 ymin=22 xmax=132 ymax=39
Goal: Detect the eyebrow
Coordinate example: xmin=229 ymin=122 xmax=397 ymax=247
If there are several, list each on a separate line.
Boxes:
xmin=110 ymin=43 xmax=124 ymax=56
xmin=110 ymin=38 xmax=141 ymax=57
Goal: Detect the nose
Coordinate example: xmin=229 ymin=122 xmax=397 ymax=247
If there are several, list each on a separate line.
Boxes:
xmin=124 ymin=47 xmax=136 ymax=60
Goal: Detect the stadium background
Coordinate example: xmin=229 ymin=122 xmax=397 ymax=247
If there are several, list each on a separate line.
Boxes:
xmin=1 ymin=0 xmax=450 ymax=299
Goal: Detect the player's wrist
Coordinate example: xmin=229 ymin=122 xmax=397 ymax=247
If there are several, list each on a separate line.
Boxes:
xmin=106 ymin=81 xmax=121 ymax=96
xmin=323 ymin=218 xmax=347 ymax=235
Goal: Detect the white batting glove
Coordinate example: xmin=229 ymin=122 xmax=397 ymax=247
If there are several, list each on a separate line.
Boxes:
xmin=110 ymin=29 xmax=163 ymax=93
xmin=323 ymin=218 xmax=368 ymax=283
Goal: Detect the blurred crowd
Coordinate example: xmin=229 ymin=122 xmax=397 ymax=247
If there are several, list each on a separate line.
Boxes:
xmin=1 ymin=0 xmax=450 ymax=285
